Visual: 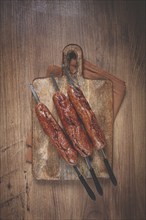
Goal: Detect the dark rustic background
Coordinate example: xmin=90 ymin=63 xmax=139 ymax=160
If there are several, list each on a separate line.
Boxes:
xmin=0 ymin=0 xmax=145 ymax=220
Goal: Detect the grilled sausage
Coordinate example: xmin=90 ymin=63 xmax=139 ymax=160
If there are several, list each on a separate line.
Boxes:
xmin=35 ymin=103 xmax=78 ymax=165
xmin=53 ymin=91 xmax=93 ymax=157
xmin=67 ymin=85 xmax=106 ymax=150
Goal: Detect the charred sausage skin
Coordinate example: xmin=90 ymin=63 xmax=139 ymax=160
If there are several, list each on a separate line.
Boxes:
xmin=35 ymin=103 xmax=78 ymax=165
xmin=53 ymin=91 xmax=93 ymax=157
xmin=67 ymin=85 xmax=106 ymax=150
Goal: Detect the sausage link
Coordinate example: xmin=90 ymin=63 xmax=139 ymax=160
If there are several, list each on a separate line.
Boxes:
xmin=53 ymin=91 xmax=93 ymax=157
xmin=35 ymin=103 xmax=78 ymax=165
xmin=67 ymin=85 xmax=106 ymax=150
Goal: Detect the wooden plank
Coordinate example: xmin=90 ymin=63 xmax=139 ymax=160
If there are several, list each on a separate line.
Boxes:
xmin=0 ymin=141 xmax=26 ymax=220
xmin=0 ymin=0 xmax=145 ymax=220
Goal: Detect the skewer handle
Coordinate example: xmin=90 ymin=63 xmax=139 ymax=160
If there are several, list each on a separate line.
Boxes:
xmin=100 ymin=149 xmax=117 ymax=186
xmin=74 ymin=166 xmax=96 ymax=201
xmin=103 ymin=158 xmax=117 ymax=186
xmin=89 ymin=167 xmax=103 ymax=196
xmin=85 ymin=157 xmax=103 ymax=196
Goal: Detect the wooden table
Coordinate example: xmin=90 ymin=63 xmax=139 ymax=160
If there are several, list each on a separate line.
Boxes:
xmin=0 ymin=1 xmax=145 ymax=219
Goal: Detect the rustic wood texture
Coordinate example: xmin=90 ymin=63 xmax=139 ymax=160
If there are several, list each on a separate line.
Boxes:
xmin=32 ymin=76 xmax=113 ymax=180
xmin=0 ymin=1 xmax=145 ymax=220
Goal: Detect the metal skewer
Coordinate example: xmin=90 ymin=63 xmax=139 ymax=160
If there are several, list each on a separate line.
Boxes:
xmin=50 ymin=75 xmax=60 ymax=91
xmin=63 ymin=67 xmax=117 ymax=186
xmin=85 ymin=157 xmax=103 ymax=195
xmin=29 ymin=84 xmax=40 ymax=103
xmin=73 ymin=166 xmax=96 ymax=201
xmin=63 ymin=66 xmax=79 ymax=87
xmin=29 ymin=83 xmax=96 ymax=201
xmin=100 ymin=149 xmax=117 ymax=186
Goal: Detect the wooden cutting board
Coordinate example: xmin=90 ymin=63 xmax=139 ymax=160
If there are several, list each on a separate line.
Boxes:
xmin=32 ymin=44 xmax=113 ymax=180
xmin=32 ymin=76 xmax=113 ymax=180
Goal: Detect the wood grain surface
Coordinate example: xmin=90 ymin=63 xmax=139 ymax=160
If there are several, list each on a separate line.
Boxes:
xmin=0 ymin=1 xmax=145 ymax=220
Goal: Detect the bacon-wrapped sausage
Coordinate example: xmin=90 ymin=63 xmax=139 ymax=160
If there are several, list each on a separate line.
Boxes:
xmin=53 ymin=91 xmax=93 ymax=157
xmin=67 ymin=85 xmax=106 ymax=150
xmin=35 ymin=103 xmax=78 ymax=165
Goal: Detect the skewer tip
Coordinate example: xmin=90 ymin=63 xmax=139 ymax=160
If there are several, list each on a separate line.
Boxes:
xmin=28 ymin=84 xmax=40 ymax=103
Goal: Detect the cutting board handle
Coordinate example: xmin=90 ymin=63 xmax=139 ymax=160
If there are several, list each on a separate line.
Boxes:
xmin=62 ymin=44 xmax=83 ymax=77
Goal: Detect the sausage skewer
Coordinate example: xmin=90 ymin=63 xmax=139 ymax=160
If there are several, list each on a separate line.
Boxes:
xmin=29 ymin=84 xmax=96 ymax=200
xmin=50 ymin=75 xmax=103 ymax=195
xmin=64 ymin=68 xmax=117 ymax=186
